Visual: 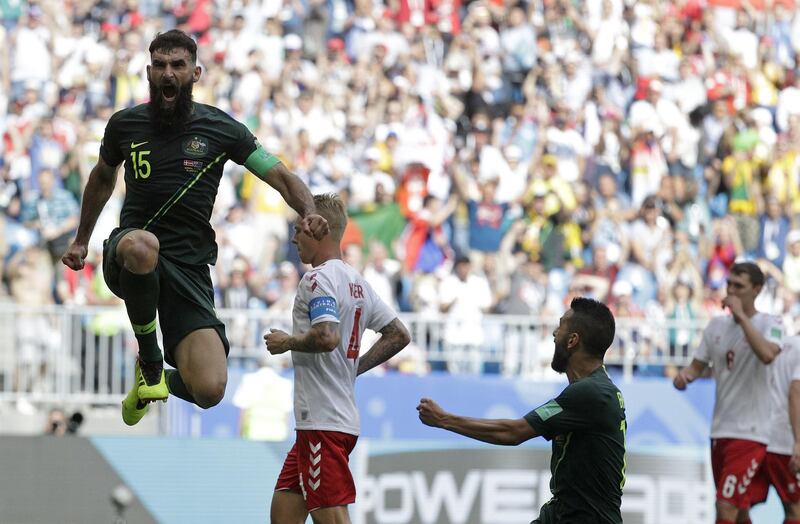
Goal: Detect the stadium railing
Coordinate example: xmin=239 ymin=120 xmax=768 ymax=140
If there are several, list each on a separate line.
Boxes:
xmin=0 ymin=303 xmax=707 ymax=405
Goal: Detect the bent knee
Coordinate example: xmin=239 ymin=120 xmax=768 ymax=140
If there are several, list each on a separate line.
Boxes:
xmin=194 ymin=380 xmax=227 ymax=409
xmin=117 ymin=231 xmax=160 ymax=273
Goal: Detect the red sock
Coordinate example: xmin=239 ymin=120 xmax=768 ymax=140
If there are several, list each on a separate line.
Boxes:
xmin=784 ymin=519 xmax=800 ymax=524
xmin=739 ymin=519 xmax=752 ymax=524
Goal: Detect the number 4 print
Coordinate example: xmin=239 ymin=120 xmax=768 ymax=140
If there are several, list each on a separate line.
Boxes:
xmin=346 ymin=307 xmax=362 ymax=359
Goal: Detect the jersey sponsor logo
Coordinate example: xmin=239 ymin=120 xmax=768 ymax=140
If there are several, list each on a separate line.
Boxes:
xmin=182 ymin=135 xmax=208 ymax=157
xmin=534 ymin=400 xmax=563 ymax=421
xmin=130 ymin=140 xmax=148 ymax=149
xmin=309 ymin=296 xmax=339 ymax=322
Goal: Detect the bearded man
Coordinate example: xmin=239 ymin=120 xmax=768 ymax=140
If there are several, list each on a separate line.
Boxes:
xmin=61 ymin=30 xmax=328 ymax=425
xmin=417 ymin=297 xmax=626 ymax=524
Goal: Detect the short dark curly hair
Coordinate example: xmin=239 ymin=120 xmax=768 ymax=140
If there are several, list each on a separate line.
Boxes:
xmin=149 ymin=30 xmax=197 ymax=63
xmin=568 ymin=297 xmax=616 ymax=358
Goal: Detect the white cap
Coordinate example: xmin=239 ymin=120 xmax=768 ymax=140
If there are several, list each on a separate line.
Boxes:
xmin=611 ymin=280 xmax=633 ymax=296
xmin=365 ymin=147 xmax=381 ymax=161
xmin=504 ymin=144 xmax=522 ymax=162
xmin=787 ymin=230 xmax=800 ymax=246
xmin=284 ymin=34 xmax=302 ymax=51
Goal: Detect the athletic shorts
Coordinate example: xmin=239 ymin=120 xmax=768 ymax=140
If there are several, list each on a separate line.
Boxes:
xmin=759 ymin=452 xmax=800 ymax=504
xmin=710 ymin=438 xmax=768 ymax=509
xmin=275 ymin=430 xmax=358 ymax=511
xmin=102 ymin=227 xmax=230 ymax=367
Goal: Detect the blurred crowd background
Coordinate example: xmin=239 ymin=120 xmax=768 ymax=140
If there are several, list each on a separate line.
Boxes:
xmin=3 ymin=0 xmax=800 ymax=377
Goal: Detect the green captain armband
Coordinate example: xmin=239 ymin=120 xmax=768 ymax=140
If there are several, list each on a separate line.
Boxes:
xmin=244 ymin=145 xmax=281 ymax=177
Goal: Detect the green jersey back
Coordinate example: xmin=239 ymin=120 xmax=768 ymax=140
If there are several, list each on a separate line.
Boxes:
xmin=99 ymin=103 xmax=259 ymax=266
xmin=525 ymin=366 xmax=626 ymax=524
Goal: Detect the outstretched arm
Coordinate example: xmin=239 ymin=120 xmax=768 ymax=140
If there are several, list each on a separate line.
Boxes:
xmin=357 ymin=318 xmax=411 ymax=375
xmin=244 ymin=148 xmax=328 ymax=239
xmin=417 ymin=398 xmax=537 ymax=446
xmin=62 ymin=156 xmax=120 ymax=270
xmin=265 ymin=322 xmax=341 ymax=354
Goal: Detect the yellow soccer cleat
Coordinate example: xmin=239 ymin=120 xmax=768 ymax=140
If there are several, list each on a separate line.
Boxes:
xmin=137 ymin=359 xmax=169 ymax=403
xmin=121 ymin=360 xmax=150 ymax=426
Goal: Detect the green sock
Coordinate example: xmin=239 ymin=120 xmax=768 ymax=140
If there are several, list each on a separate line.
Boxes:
xmin=119 ymin=267 xmax=161 ymax=363
xmin=165 ymin=369 xmax=196 ymax=404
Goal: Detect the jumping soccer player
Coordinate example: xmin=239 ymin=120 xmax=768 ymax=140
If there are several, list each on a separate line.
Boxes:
xmin=61 ymin=30 xmax=328 ymax=425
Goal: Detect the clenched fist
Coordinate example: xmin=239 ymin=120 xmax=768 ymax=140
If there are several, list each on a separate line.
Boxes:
xmin=62 ymin=242 xmax=88 ymax=271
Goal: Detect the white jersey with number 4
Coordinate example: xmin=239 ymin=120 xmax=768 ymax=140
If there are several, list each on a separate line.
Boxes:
xmin=768 ymin=336 xmax=800 ymax=455
xmin=694 ymin=313 xmax=784 ymax=444
xmin=291 ymin=259 xmax=397 ymax=436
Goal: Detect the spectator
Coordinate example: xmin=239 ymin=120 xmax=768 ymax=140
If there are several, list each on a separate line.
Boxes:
xmin=4 ymin=0 xmax=800 ymax=381
xmin=19 ymin=168 xmax=79 ymax=265
xmin=439 ymin=255 xmax=492 ymax=373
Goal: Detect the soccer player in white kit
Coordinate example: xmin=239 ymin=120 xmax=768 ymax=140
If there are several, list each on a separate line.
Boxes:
xmin=674 ymin=262 xmax=783 ymax=524
xmin=748 ymin=335 xmax=800 ymax=523
xmin=264 ymin=193 xmax=411 ymax=524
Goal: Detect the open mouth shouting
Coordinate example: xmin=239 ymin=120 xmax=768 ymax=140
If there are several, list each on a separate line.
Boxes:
xmin=161 ymin=83 xmax=178 ymax=104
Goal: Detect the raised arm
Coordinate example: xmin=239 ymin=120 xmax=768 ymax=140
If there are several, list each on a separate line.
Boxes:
xmin=723 ymin=296 xmax=781 ymax=364
xmin=244 ymin=148 xmax=328 ymax=239
xmin=61 ymin=156 xmax=120 ymax=270
xmin=417 ymin=398 xmax=537 ymax=446
xmin=357 ymin=318 xmax=411 ymax=376
xmin=264 ymin=322 xmax=341 ymax=355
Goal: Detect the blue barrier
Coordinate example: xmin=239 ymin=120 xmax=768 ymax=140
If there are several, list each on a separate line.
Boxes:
xmin=168 ymin=369 xmax=715 ymax=446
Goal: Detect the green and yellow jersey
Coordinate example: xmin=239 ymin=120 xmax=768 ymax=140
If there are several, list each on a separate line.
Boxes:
xmin=99 ymin=103 xmax=276 ymax=266
xmin=525 ymin=366 xmax=626 ymax=524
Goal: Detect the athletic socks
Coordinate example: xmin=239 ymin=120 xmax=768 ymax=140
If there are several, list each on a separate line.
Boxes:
xmin=119 ymin=267 xmax=161 ymax=364
xmin=165 ymin=369 xmax=197 ymax=404
xmin=784 ymin=519 xmax=800 ymax=524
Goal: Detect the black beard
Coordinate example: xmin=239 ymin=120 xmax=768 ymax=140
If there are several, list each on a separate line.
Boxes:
xmin=550 ymin=340 xmax=570 ymax=373
xmin=148 ymin=81 xmax=194 ymax=132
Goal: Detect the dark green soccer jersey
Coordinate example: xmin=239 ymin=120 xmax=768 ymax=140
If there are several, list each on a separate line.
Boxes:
xmin=99 ymin=103 xmax=259 ymax=266
xmin=525 ymin=366 xmax=626 ymax=524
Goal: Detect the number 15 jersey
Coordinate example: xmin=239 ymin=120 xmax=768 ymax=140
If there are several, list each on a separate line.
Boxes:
xmin=291 ymin=259 xmax=397 ymax=436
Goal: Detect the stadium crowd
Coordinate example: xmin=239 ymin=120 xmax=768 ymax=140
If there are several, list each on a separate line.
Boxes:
xmin=2 ymin=0 xmax=800 ymax=376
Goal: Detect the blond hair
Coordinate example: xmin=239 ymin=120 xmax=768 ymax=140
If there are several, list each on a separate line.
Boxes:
xmin=313 ymin=193 xmax=348 ymax=240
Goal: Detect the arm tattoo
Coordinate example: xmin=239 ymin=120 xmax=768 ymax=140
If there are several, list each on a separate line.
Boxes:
xmin=288 ymin=322 xmax=340 ymax=353
xmin=357 ymin=318 xmax=411 ymax=376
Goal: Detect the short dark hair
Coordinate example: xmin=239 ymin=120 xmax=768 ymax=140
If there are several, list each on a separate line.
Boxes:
xmin=149 ymin=30 xmax=197 ymax=63
xmin=730 ymin=261 xmax=765 ymax=288
xmin=568 ymin=297 xmax=615 ymax=358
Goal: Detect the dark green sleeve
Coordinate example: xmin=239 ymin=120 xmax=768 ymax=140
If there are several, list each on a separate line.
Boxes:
xmin=99 ymin=111 xmax=124 ymax=166
xmin=227 ymin=118 xmax=259 ymax=165
xmin=524 ymin=382 xmax=596 ymax=440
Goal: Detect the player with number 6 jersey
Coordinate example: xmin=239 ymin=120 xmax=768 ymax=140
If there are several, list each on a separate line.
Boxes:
xmin=674 ymin=262 xmax=784 ymax=524
xmin=264 ymin=193 xmax=411 ymax=524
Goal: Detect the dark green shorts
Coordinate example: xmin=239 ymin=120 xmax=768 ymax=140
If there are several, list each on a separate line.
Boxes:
xmin=103 ymin=227 xmax=230 ymax=367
